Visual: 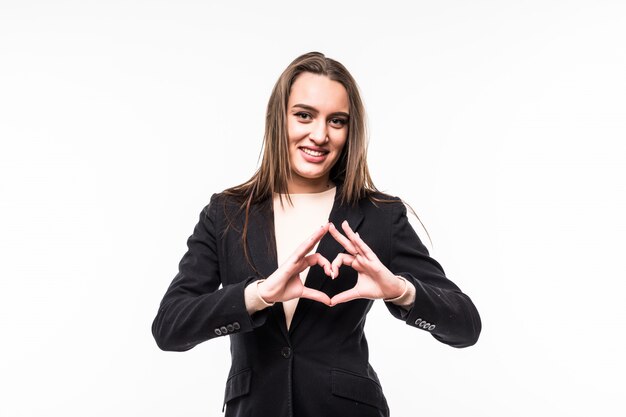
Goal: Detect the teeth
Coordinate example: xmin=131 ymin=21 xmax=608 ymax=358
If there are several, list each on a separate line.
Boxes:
xmin=302 ymin=148 xmax=326 ymax=157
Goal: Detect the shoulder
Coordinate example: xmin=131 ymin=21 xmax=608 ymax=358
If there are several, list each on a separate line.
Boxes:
xmin=360 ymin=190 xmax=405 ymax=213
xmin=199 ymin=191 xmax=243 ymax=219
xmin=201 ymin=189 xmax=270 ymax=221
xmin=351 ymin=190 xmax=408 ymax=227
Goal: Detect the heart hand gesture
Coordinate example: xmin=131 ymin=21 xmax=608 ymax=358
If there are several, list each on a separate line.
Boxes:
xmin=328 ymin=221 xmax=406 ymax=306
xmin=257 ymin=223 xmax=333 ymax=306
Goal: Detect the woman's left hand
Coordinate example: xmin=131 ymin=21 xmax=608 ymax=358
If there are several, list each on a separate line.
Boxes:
xmin=327 ymin=221 xmax=407 ymax=306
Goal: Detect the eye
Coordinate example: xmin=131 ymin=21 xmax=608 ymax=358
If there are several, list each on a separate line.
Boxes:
xmin=294 ymin=111 xmax=312 ymax=121
xmin=329 ymin=118 xmax=348 ymax=127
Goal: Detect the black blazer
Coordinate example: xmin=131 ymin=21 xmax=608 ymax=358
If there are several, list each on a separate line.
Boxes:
xmin=152 ymin=185 xmax=481 ymax=417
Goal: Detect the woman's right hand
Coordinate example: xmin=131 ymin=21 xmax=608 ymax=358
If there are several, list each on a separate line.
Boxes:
xmin=257 ymin=222 xmax=333 ymax=305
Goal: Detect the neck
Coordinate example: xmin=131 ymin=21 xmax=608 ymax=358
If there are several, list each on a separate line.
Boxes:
xmin=287 ymin=176 xmax=335 ymax=194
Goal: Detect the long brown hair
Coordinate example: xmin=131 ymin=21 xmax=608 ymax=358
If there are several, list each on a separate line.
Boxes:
xmin=221 ymin=52 xmax=431 ymax=273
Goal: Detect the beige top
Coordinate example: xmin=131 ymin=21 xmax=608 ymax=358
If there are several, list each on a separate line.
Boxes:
xmin=244 ymin=186 xmax=416 ymax=328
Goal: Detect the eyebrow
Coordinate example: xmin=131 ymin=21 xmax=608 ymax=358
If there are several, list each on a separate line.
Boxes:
xmin=292 ymin=103 xmax=349 ymax=118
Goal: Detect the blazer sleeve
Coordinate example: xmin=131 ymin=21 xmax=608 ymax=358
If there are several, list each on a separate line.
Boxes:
xmin=151 ymin=193 xmax=269 ymax=352
xmin=384 ymin=199 xmax=482 ymax=348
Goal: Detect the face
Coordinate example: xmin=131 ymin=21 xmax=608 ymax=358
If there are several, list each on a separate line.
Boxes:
xmin=286 ymin=72 xmax=350 ymax=193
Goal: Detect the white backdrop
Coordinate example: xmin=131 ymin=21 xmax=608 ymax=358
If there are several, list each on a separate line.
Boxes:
xmin=1 ymin=1 xmax=624 ymax=416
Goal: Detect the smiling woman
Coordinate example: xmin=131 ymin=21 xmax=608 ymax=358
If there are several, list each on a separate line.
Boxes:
xmin=286 ymin=73 xmax=350 ymax=193
xmin=151 ymin=51 xmax=482 ymax=417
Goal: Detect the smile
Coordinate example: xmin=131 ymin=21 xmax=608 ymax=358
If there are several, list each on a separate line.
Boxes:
xmin=299 ymin=147 xmax=329 ymax=157
xmin=298 ymin=147 xmax=330 ymax=163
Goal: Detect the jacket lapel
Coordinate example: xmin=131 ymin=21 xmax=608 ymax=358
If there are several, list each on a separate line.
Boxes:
xmin=246 ymin=198 xmax=290 ymax=340
xmin=246 ymin=197 xmax=278 ymax=280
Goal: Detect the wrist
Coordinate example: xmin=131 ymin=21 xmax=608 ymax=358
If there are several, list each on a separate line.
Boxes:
xmin=385 ymin=275 xmax=408 ymax=300
xmin=394 ymin=275 xmax=407 ymax=298
xmin=244 ymin=279 xmax=274 ymax=315
xmin=257 ymin=280 xmax=274 ymax=304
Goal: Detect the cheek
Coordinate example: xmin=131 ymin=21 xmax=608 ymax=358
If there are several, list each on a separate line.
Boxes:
xmin=331 ymin=130 xmax=348 ymax=152
xmin=287 ymin=119 xmax=308 ymax=141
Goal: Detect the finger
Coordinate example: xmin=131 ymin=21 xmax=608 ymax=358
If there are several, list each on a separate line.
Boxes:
xmin=304 ymin=252 xmax=332 ymax=277
xmin=295 ymin=223 xmax=330 ymax=258
xmin=341 ymin=221 xmax=374 ymax=261
xmin=301 ymin=287 xmax=331 ymax=306
xmin=330 ymin=288 xmax=362 ymax=306
xmin=330 ymin=253 xmax=355 ymax=279
xmin=352 ymin=231 xmax=376 ymax=261
xmin=328 ymin=222 xmax=358 ymax=255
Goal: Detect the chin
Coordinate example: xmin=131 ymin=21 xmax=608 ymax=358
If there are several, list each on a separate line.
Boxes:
xmin=294 ymin=170 xmax=328 ymax=180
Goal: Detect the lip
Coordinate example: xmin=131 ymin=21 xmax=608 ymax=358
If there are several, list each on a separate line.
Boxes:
xmin=299 ymin=146 xmax=329 ymax=153
xmin=298 ymin=147 xmax=329 ymax=163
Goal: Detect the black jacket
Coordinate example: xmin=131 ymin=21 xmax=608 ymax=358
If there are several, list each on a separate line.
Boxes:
xmin=152 ymin=185 xmax=481 ymax=417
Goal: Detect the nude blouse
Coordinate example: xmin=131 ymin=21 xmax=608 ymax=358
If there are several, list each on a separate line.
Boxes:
xmin=244 ymin=186 xmax=416 ymax=329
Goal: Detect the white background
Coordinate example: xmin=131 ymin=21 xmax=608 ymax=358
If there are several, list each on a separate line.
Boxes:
xmin=1 ymin=1 xmax=624 ymax=416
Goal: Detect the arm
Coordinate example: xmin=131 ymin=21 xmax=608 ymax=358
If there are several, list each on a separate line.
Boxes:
xmin=151 ymin=193 xmax=270 ymax=352
xmin=385 ymin=200 xmax=482 ymax=348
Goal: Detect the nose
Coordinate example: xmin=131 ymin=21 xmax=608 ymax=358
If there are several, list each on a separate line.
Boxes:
xmin=308 ymin=120 xmax=329 ymax=144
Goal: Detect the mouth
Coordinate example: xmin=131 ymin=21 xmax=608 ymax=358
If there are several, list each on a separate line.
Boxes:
xmin=299 ymin=146 xmax=330 ymax=157
xmin=298 ymin=146 xmax=330 ymax=163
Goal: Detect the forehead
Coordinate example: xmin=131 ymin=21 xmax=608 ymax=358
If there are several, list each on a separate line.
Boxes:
xmin=288 ymin=72 xmax=349 ymax=112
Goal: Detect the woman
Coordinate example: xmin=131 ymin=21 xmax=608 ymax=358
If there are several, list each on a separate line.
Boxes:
xmin=152 ymin=51 xmax=481 ymax=417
